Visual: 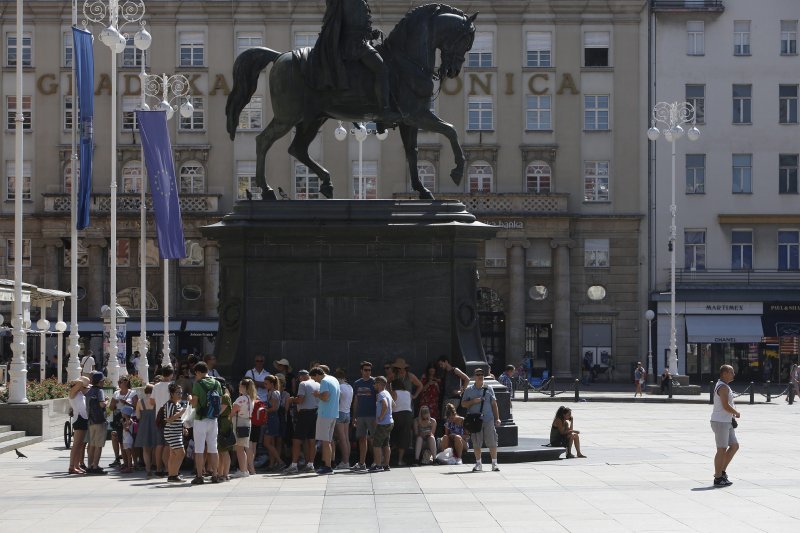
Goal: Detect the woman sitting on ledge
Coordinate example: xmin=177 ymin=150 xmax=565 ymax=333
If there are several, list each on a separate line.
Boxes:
xmin=550 ymin=406 xmax=586 ymax=459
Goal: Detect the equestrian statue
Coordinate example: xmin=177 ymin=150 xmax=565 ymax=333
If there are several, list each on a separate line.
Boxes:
xmin=225 ymin=2 xmax=477 ymax=200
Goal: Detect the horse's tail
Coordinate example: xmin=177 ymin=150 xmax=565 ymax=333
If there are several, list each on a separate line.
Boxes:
xmin=226 ymin=47 xmax=282 ymax=140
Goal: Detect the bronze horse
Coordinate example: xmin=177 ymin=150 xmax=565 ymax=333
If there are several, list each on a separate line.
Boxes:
xmin=225 ymin=4 xmax=477 ymax=200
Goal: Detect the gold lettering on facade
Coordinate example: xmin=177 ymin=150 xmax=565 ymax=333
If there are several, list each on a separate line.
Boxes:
xmin=123 ymin=74 xmax=141 ymax=96
xmin=527 ymin=73 xmax=549 ymax=95
xmin=556 ymin=73 xmax=579 ymax=95
xmin=468 ymin=73 xmax=492 ymax=96
xmin=209 ymin=74 xmax=231 ymax=96
xmin=442 ymin=76 xmax=463 ymax=95
xmin=186 ymin=74 xmax=202 ymax=96
xmin=505 ymin=73 xmax=514 ymax=95
xmin=95 ymin=74 xmax=112 ymax=96
xmin=37 ymin=74 xmax=58 ymax=95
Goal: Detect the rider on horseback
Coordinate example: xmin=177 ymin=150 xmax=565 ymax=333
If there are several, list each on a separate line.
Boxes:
xmin=313 ymin=0 xmax=403 ymax=124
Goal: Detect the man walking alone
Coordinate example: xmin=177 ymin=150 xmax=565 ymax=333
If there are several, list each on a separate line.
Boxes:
xmin=711 ymin=364 xmax=740 ymax=487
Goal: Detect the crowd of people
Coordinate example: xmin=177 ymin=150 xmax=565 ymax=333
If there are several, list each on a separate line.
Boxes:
xmin=65 ymin=354 xmax=515 ymax=480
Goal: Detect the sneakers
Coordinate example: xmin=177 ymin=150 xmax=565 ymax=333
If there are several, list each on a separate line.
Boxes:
xmin=368 ymin=464 xmax=383 ymax=472
xmin=383 ymin=465 xmax=391 ymax=471
xmin=351 ymin=463 xmax=367 ymax=471
xmin=190 ymin=476 xmax=205 ymax=485
xmin=210 ymin=476 xmax=222 ymax=484
xmin=167 ymin=475 xmax=186 ymax=483
xmin=108 ymin=458 xmax=122 ymax=468
xmin=472 ymin=463 xmax=483 ymax=472
xmin=713 ymin=476 xmax=732 ymax=487
xmin=253 ymin=455 xmax=269 ymax=468
xmin=86 ymin=467 xmax=107 ymax=475
xmin=455 ymin=458 xmax=463 ymax=465
xmin=282 ymin=464 xmax=299 ymax=475
xmin=492 ymin=464 xmax=500 ymax=472
xmin=335 ymin=462 xmax=350 ymax=471
xmin=303 ymin=463 xmax=316 ymax=473
xmin=316 ymin=466 xmax=334 ymax=475
xmin=230 ymin=470 xmax=250 ymax=479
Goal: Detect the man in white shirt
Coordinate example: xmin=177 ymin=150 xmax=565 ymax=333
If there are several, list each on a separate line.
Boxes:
xmin=283 ymin=370 xmax=320 ymax=474
xmin=711 ymin=365 xmax=740 ymax=487
xmin=81 ymin=350 xmax=96 ymax=378
xmin=244 ymin=356 xmax=270 ymax=402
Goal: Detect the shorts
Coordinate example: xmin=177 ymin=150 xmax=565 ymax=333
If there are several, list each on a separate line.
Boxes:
xmin=711 ymin=420 xmax=738 ymax=448
xmin=315 ymin=417 xmax=336 ymax=442
xmin=250 ymin=424 xmax=263 ymax=443
xmin=471 ymin=421 xmax=498 ymax=449
xmin=373 ymin=423 xmax=393 ymax=448
xmin=164 ymin=423 xmax=184 ymax=450
xmin=193 ymin=418 xmax=219 ymax=454
xmin=73 ymin=416 xmax=88 ymax=431
xmin=355 ymin=416 xmax=375 ymax=439
xmin=295 ymin=409 xmax=318 ymax=440
xmin=88 ymin=423 xmax=106 ymax=448
xmin=337 ymin=411 xmax=351 ymax=424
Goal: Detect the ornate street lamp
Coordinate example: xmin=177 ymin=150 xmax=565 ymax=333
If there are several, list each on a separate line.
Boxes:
xmin=334 ymin=122 xmax=387 ymax=198
xmin=646 ymin=102 xmax=700 ymax=376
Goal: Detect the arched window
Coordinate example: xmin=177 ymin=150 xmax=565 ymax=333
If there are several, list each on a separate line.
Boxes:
xmin=121 ymin=160 xmax=142 ymax=193
xmin=179 ymin=161 xmax=205 ymax=193
xmin=525 ymin=161 xmax=551 ymax=193
xmin=468 ymin=161 xmax=493 ymax=193
xmin=416 ymin=161 xmax=435 ymax=192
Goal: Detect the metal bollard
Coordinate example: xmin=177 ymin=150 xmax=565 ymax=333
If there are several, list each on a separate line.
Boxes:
xmin=749 ymin=382 xmax=755 ymax=405
xmin=789 ymin=387 xmax=795 ymax=405
xmin=550 ymin=377 xmax=556 ymax=398
xmin=523 ymin=382 xmax=529 ymax=402
xmin=668 ymin=379 xmax=673 ymax=399
xmin=766 ymin=380 xmax=771 ymax=403
xmin=709 ymin=381 xmax=715 ymax=404
xmin=574 ymin=379 xmax=580 ymax=402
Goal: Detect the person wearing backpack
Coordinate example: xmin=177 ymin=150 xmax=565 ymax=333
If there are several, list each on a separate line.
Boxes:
xmin=85 ymin=371 xmax=109 ymax=475
xmin=190 ymin=361 xmax=223 ymax=484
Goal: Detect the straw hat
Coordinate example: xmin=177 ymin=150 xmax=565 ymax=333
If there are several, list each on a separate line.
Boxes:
xmin=273 ymin=358 xmax=292 ymax=371
xmin=392 ymin=357 xmax=410 ymax=369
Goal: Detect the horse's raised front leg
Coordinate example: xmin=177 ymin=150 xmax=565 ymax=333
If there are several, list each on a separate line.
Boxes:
xmin=288 ymin=118 xmax=333 ymax=199
xmin=255 ymin=118 xmax=295 ymax=200
xmin=399 ymin=124 xmax=434 ymax=200
xmin=414 ymin=111 xmax=465 ymax=186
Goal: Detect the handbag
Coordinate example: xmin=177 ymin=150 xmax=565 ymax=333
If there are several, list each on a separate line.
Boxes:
xmin=236 ymin=425 xmax=251 ymax=438
xmin=731 ymin=417 xmax=738 ymax=428
xmin=218 ymin=426 xmax=236 ymax=448
xmin=463 ymin=388 xmax=487 ymax=433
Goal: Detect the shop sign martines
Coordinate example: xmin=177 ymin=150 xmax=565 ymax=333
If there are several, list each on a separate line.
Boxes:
xmin=683 ymin=302 xmax=761 ymax=314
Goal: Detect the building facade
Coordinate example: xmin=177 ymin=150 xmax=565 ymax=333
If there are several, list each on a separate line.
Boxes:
xmin=649 ymin=0 xmax=800 ymax=383
xmin=0 ymin=0 xmax=648 ymax=379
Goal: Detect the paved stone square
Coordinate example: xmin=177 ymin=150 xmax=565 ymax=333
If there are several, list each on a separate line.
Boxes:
xmin=0 ymin=397 xmax=797 ymax=533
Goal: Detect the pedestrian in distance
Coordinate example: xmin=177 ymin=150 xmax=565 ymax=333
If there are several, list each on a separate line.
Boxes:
xmin=549 ymin=406 xmax=586 ymax=458
xmin=711 ymin=364 xmax=740 ymax=487
xmin=634 ymin=362 xmax=646 ymax=397
xmin=461 ymin=368 xmax=501 ymax=472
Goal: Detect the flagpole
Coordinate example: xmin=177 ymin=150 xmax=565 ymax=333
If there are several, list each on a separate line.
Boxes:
xmin=138 ymin=51 xmax=149 ymax=383
xmin=163 ymin=258 xmax=170 ymax=367
xmin=8 ymin=0 xmax=28 ymax=403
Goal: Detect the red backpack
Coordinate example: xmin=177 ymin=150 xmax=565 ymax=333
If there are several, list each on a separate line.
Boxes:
xmin=251 ymin=399 xmax=267 ymax=426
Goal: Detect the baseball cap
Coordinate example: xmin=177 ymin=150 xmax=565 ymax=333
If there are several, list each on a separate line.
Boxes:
xmin=297 ymin=369 xmax=309 ymax=376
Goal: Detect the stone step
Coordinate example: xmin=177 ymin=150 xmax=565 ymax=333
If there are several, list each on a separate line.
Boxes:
xmin=0 ymin=429 xmax=26 ymax=444
xmin=645 ymin=384 xmax=702 ymax=395
xmin=0 ymin=425 xmax=11 ymax=434
xmin=0 ymin=435 xmax=42 ymax=456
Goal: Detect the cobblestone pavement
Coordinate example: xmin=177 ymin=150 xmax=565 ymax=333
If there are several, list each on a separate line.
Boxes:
xmin=0 ymin=397 xmax=797 ymax=533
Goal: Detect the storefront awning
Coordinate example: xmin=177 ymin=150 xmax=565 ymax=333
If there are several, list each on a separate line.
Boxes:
xmin=181 ymin=320 xmax=218 ymax=336
xmin=686 ymin=315 xmax=764 ymax=343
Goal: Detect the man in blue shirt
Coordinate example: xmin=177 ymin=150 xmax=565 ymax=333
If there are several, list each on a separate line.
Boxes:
xmin=461 ymin=368 xmax=501 ymax=472
xmin=350 ymin=361 xmax=376 ymax=471
xmin=311 ymin=366 xmax=340 ymax=475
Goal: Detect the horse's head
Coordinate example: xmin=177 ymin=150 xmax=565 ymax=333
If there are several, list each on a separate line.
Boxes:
xmin=438 ymin=12 xmax=477 ymax=79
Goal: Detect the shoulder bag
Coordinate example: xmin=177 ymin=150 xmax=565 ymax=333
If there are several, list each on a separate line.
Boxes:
xmin=463 ymin=388 xmax=487 ymax=433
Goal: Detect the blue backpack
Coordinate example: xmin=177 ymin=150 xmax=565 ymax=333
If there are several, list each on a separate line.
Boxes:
xmin=200 ymin=379 xmax=222 ymax=419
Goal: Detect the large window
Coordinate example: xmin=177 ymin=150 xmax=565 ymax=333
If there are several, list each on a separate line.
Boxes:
xmin=733 ymin=84 xmax=751 ymax=124
xmin=731 ymin=230 xmax=753 ymax=270
xmin=584 ymin=239 xmax=609 ymax=268
xmin=467 ymin=32 xmax=493 ymax=68
xmin=685 ymin=154 xmax=705 ymax=194
xmin=179 ymin=32 xmax=205 ymax=67
xmin=526 ymin=32 xmax=551 ymax=67
xmin=484 ymin=239 xmax=507 ymax=268
xmin=584 ymin=95 xmax=609 ymax=130
xmin=416 ymin=161 xmax=436 ymax=192
xmin=294 ymin=32 xmax=318 ymax=49
xmin=295 ymin=162 xmax=321 ymax=199
xmin=122 ymin=96 xmax=140 ymax=131
xmin=781 ymin=20 xmax=798 ymax=55
xmin=6 ymin=32 xmax=32 ymax=67
xmin=236 ymin=32 xmax=262 ymax=56
xmin=779 ymin=85 xmax=798 ymax=124
xmin=121 ymin=160 xmax=142 ymax=193
xmin=583 ymin=31 xmax=609 ymax=67
xmin=6 ymin=161 xmax=31 ymax=201
xmin=732 ymin=154 xmax=752 ymax=194
xmin=6 ymin=239 xmax=31 ymax=268
xmin=63 ymin=31 xmax=73 ymax=68
xmin=526 ymin=95 xmax=551 ymax=130
xmin=468 ymin=161 xmax=493 ymax=193
xmin=778 ymin=230 xmax=800 ymax=271
xmin=122 ymin=37 xmax=144 ymax=67
xmin=583 ymin=161 xmax=609 ymax=202
xmin=525 ymin=161 xmax=551 ymax=193
xmin=468 ymin=97 xmax=493 ymax=131
xmin=64 ymin=95 xmax=73 ymax=132
xmin=179 ymin=96 xmax=205 ymax=130
xmin=779 ymin=154 xmax=799 ymax=194
xmin=684 ymin=230 xmax=706 ymax=271
xmin=687 ymin=21 xmax=704 ymax=56
xmin=179 ymin=162 xmax=205 ymax=193
xmin=734 ymin=20 xmax=751 ymax=56
xmin=238 ymin=96 xmax=262 ymax=130
xmin=352 ymin=160 xmax=377 ymax=199
xmin=6 ymin=95 xmax=31 ymax=131
xmin=236 ymin=161 xmax=257 ymax=200
xmin=686 ymin=84 xmax=705 ymax=124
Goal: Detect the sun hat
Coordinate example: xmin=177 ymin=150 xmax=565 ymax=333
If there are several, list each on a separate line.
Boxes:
xmin=392 ymin=357 xmax=410 ymax=369
xmin=273 ymin=358 xmax=292 ymax=371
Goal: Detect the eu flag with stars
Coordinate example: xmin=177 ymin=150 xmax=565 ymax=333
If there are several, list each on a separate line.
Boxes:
xmin=72 ymin=27 xmax=94 ymax=230
xmin=136 ymin=110 xmax=187 ymax=260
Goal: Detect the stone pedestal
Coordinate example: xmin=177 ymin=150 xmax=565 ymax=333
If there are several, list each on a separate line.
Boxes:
xmin=202 ymin=199 xmax=518 ymax=444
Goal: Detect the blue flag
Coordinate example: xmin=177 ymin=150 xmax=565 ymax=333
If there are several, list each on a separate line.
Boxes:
xmin=72 ymin=27 xmax=94 ymax=230
xmin=136 ymin=110 xmax=187 ymax=260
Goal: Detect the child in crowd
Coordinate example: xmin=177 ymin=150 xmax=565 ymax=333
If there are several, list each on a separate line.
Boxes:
xmin=231 ymin=377 xmax=257 ymax=478
xmin=413 ymin=406 xmax=437 ymax=465
xmin=120 ymin=405 xmax=136 ymax=473
xmin=439 ymin=403 xmax=465 ymax=464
